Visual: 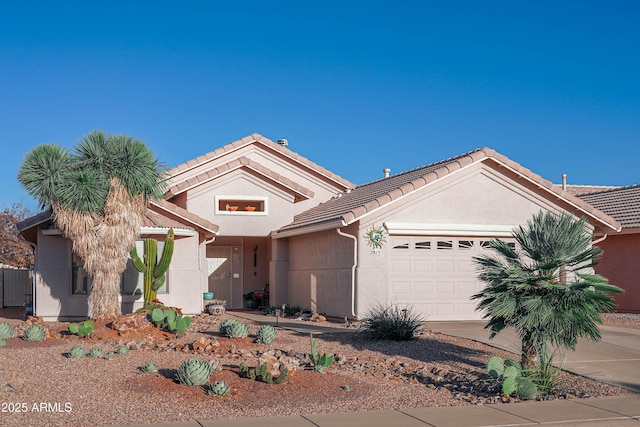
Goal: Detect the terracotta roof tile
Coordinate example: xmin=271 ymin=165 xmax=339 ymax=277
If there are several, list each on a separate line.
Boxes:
xmin=167 ymin=133 xmax=354 ymax=190
xmin=578 ymin=185 xmax=640 ymax=229
xmin=564 ymin=185 xmax=620 ymax=196
xmin=165 ymin=156 xmax=314 ymax=200
xmin=276 ymin=148 xmax=621 ymax=234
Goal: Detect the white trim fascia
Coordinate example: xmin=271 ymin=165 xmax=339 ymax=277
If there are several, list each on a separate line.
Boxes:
xmin=140 ymin=227 xmax=197 ymax=237
xmin=489 ymin=158 xmax=622 ymax=233
xmin=384 ymin=222 xmax=516 ymax=237
xmin=271 ymin=219 xmax=348 ymax=239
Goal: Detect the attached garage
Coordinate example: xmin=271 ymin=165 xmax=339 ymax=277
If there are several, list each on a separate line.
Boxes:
xmin=273 ymin=147 xmax=622 ymax=321
xmin=388 ymin=234 xmax=515 ymax=320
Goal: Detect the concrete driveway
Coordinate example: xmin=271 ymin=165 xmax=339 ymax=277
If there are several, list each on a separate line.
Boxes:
xmin=429 ymin=321 xmax=640 ymax=393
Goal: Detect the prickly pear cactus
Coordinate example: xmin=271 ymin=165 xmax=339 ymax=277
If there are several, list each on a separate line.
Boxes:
xmin=22 ymin=325 xmax=46 ymax=342
xmin=226 ymin=320 xmax=249 ymax=338
xmin=0 ymin=322 xmax=15 ymax=340
xmin=515 ymin=377 xmax=538 ymax=400
xmin=256 ymin=324 xmax=277 ymax=344
xmin=207 ymin=380 xmax=230 ymax=396
xmin=88 ymin=348 xmax=103 ymax=358
xmin=176 ymin=358 xmax=213 ymax=386
xmin=67 ymin=346 xmax=86 ymax=358
xmin=116 ymin=346 xmax=129 ymax=355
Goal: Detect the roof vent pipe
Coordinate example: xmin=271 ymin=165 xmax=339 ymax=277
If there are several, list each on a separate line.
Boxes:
xmin=561 ymin=173 xmax=567 ymax=191
xmin=277 ymin=139 xmax=288 ymax=147
xmin=383 ymin=168 xmax=391 ymax=178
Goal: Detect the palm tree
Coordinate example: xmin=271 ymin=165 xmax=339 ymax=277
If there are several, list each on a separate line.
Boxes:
xmin=18 ymin=131 xmax=166 ymax=319
xmin=472 ymin=211 xmax=623 ymax=367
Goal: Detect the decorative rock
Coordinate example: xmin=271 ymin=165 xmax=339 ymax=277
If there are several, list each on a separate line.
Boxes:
xmin=111 ymin=313 xmax=152 ymax=333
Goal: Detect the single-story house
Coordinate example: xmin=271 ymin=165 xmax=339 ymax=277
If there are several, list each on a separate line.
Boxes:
xmin=577 ymin=185 xmax=640 ymax=313
xmin=18 ymin=133 xmax=622 ymax=321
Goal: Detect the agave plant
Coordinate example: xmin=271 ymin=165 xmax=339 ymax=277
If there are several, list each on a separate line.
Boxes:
xmin=22 ymin=325 xmax=46 ymax=342
xmin=256 ymin=324 xmax=277 ymax=344
xmin=176 ymin=358 xmax=215 ymax=386
xmin=207 ymin=381 xmax=230 ymax=396
xmin=66 ymin=346 xmax=86 ymax=358
xmin=0 ymin=322 xmax=15 ymax=340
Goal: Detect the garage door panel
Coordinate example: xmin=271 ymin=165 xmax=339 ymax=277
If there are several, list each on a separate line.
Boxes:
xmin=435 ymin=260 xmax=455 ymax=273
xmin=389 ymin=235 xmax=515 ymax=321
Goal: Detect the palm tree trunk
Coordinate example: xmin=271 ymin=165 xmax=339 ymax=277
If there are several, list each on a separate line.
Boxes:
xmin=521 ymin=339 xmax=538 ymax=368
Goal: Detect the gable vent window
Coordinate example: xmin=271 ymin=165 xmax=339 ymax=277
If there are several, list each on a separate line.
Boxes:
xmin=215 ymin=196 xmax=267 ymax=215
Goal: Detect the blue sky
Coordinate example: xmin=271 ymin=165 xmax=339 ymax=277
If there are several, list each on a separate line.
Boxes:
xmin=2 ymin=1 xmax=639 ymax=212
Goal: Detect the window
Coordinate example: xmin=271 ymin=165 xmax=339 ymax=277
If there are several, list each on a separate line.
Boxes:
xmin=71 ymin=253 xmax=89 ymax=295
xmin=215 ymin=196 xmax=267 ymax=214
xmin=393 ymin=243 xmax=409 ymax=249
xmin=437 ymin=240 xmax=453 ymax=250
xmin=415 ymin=241 xmax=431 ymax=250
xmin=458 ymin=240 xmax=474 ymax=250
xmin=121 ymin=240 xmax=168 ymax=296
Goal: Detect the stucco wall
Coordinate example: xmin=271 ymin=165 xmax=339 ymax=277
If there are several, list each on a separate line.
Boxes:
xmin=35 ymin=231 xmax=204 ymax=320
xmin=286 ymin=224 xmax=356 ymax=318
xmin=595 ymin=234 xmax=640 ymax=313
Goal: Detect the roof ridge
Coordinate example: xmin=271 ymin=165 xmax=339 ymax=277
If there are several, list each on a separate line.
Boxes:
xmin=579 ymin=183 xmax=640 ymax=197
xmin=356 ymin=147 xmax=486 ymax=188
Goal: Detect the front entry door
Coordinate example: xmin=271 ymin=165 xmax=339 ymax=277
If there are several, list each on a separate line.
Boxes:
xmin=206 ymin=246 xmax=242 ymax=308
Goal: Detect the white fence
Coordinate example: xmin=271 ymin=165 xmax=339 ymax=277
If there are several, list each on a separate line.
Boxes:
xmin=1 ymin=265 xmax=31 ymax=307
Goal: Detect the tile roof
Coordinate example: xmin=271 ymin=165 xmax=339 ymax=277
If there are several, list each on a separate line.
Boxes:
xmin=578 ymin=184 xmax=640 ymax=229
xmin=165 ymin=156 xmax=315 ymax=201
xmin=167 ymin=133 xmax=354 ymax=190
xmin=276 ymin=148 xmax=621 ymax=235
xmin=17 ymin=200 xmax=218 ymax=238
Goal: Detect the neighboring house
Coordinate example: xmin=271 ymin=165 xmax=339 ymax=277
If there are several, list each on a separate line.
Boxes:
xmin=18 ymin=134 xmax=621 ymax=321
xmin=578 ymin=185 xmax=640 ymax=313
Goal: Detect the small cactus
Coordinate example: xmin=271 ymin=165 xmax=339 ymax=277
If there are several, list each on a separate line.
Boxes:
xmin=225 ymin=320 xmax=249 ymax=338
xmin=103 ymin=351 xmax=115 ymax=360
xmin=256 ymin=324 xmax=277 ymax=344
xmin=22 ymin=325 xmax=46 ymax=342
xmin=0 ymin=339 xmax=6 ymax=347
xmin=219 ymin=318 xmax=237 ymax=335
xmin=140 ymin=363 xmax=158 ymax=373
xmin=116 ymin=346 xmax=129 ymax=355
xmin=176 ymin=358 xmax=214 ymax=386
xmin=239 ymin=363 xmax=288 ymax=385
xmin=0 ymin=322 xmax=15 ymax=339
xmin=207 ymin=380 xmax=230 ymax=396
xmin=88 ymin=348 xmax=103 ymax=358
xmin=67 ymin=346 xmax=86 ymax=358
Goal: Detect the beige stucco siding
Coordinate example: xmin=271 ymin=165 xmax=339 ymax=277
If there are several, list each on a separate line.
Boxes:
xmin=287 ymin=225 xmax=356 ymax=318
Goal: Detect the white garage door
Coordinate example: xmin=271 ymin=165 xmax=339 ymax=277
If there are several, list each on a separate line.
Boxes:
xmin=389 ymin=236 xmax=514 ymax=321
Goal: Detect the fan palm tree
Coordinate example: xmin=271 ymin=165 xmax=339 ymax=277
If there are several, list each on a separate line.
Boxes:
xmin=18 ymin=131 xmax=166 ymax=319
xmin=472 ymin=211 xmax=622 ymax=367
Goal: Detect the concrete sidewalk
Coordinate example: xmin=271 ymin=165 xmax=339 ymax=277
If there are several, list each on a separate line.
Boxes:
xmin=122 ymin=395 xmax=640 ymax=426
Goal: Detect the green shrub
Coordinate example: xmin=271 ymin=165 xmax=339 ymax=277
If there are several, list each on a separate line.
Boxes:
xmin=284 ymin=305 xmax=301 ymax=317
xmin=256 ymin=324 xmax=277 ymax=344
xmin=22 ymin=325 xmax=46 ymax=342
xmin=176 ymin=358 xmax=217 ymax=386
xmin=0 ymin=322 xmax=15 ymax=340
xmin=139 ymin=363 xmax=158 ymax=373
xmin=88 ymin=348 xmax=103 ymax=358
xmin=66 ymin=346 xmax=86 ymax=358
xmin=207 ymin=381 xmax=230 ymax=396
xmin=309 ymin=334 xmax=334 ymax=373
xmin=355 ymin=303 xmax=423 ymax=341
xmin=68 ymin=320 xmax=94 ymax=337
xmin=150 ymin=307 xmax=191 ymax=335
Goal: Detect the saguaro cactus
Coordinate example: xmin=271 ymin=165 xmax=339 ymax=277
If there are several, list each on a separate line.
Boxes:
xmin=130 ymin=228 xmax=175 ymax=306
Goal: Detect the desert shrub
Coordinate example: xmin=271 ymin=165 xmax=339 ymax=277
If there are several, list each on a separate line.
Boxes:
xmin=355 ymin=303 xmax=423 ymax=341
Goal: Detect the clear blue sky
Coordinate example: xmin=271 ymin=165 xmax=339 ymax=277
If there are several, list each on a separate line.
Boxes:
xmin=2 ymin=1 xmax=639 ymax=213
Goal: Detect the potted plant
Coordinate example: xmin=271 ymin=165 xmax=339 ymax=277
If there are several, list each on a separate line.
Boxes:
xmin=206 ymin=299 xmax=226 ymax=316
xmin=244 ymin=292 xmax=258 ymax=309
xmin=225 ymin=204 xmax=238 ymax=211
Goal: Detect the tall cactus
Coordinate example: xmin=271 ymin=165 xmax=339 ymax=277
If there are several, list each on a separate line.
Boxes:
xmin=130 ymin=228 xmax=175 ymax=306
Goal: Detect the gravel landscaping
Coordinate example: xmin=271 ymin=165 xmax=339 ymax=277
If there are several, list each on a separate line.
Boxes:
xmin=0 ymin=309 xmax=635 ymax=427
